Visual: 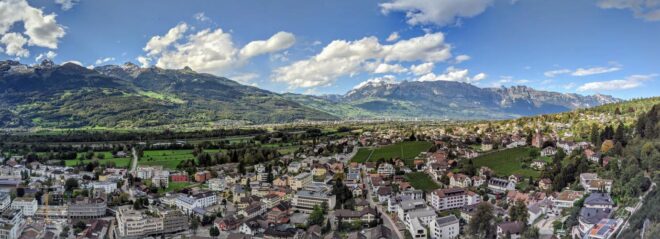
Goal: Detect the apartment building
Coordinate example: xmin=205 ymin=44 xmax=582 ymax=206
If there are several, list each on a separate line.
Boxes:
xmin=290 ymin=172 xmax=312 ymax=191
xmin=430 ymin=188 xmax=467 ymax=211
xmin=430 ymin=215 xmax=460 ymax=239
xmin=10 ymin=197 xmax=37 ymax=216
xmin=292 ymin=190 xmax=336 ymax=213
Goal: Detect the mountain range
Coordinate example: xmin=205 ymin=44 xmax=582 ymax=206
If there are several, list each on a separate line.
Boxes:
xmin=0 ymin=60 xmax=620 ymax=128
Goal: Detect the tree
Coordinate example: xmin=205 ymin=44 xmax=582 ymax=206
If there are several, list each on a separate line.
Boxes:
xmin=308 ymin=205 xmax=325 ymax=226
xmin=522 ymin=226 xmax=540 ymax=239
xmin=469 ymin=203 xmax=496 ymax=238
xmin=65 ymin=178 xmax=79 ymax=192
xmin=209 ymin=226 xmax=220 ymax=238
xmin=509 ymin=200 xmax=529 ymax=223
xmin=190 ymin=216 xmax=200 ymax=234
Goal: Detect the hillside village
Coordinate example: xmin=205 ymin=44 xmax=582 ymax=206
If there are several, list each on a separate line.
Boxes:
xmin=0 ymin=100 xmax=657 ymax=239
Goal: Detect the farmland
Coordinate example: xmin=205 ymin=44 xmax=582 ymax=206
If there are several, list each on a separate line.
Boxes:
xmin=64 ymin=151 xmax=131 ymax=167
xmin=472 ymin=147 xmax=540 ymax=178
xmin=139 ymin=149 xmax=223 ymax=169
xmin=351 ymin=141 xmax=433 ymax=166
xmin=405 ymin=172 xmax=440 ymax=192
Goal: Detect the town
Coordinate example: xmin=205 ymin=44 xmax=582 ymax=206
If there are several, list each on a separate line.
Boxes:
xmin=0 ymin=100 xmax=657 ymax=239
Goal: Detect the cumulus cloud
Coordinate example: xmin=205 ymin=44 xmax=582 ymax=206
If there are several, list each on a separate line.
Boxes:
xmin=416 ymin=66 xmax=486 ymax=83
xmin=143 ymin=23 xmax=189 ymax=56
xmin=273 ymin=33 xmax=452 ymax=88
xmin=380 ymin=0 xmax=494 ymax=26
xmin=35 ymin=50 xmax=56 ymax=62
xmin=352 ymin=75 xmax=399 ymax=90
xmin=136 ymin=56 xmax=151 ymax=67
xmin=577 ymin=74 xmax=656 ymax=92
xmin=141 ymin=23 xmax=295 ymax=75
xmin=239 ymin=32 xmax=295 ymax=59
xmin=0 ymin=0 xmax=65 ymax=56
xmin=55 ymin=0 xmax=79 ymax=11
xmin=454 ymin=54 xmax=471 ymax=64
xmin=369 ymin=62 xmax=408 ymax=74
xmin=94 ymin=57 xmax=115 ymax=65
xmin=1 ymin=33 xmax=29 ymax=57
xmin=544 ymin=69 xmax=571 ymax=77
xmin=410 ymin=62 xmax=434 ymax=76
xmin=386 ymin=32 xmax=400 ymax=42
xmin=597 ymin=0 xmax=660 ymax=21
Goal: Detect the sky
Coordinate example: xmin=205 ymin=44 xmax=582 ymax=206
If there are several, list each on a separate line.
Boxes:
xmin=1 ymin=0 xmax=659 ymax=99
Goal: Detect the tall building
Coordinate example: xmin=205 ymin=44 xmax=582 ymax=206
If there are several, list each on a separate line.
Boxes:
xmin=10 ymin=197 xmax=37 ymax=216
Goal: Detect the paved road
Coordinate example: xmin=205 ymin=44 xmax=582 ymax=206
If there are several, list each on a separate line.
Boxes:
xmin=363 ymin=175 xmax=404 ymax=239
xmin=130 ymin=147 xmax=138 ymax=174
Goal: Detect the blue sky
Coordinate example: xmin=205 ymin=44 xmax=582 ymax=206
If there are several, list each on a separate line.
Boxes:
xmin=1 ymin=0 xmax=659 ymax=99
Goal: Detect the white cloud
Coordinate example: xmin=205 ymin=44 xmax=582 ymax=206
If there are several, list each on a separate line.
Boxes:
xmin=143 ymin=23 xmax=189 ymax=56
xmin=273 ymin=32 xmax=452 ymax=88
xmin=239 ymin=31 xmax=295 ymax=59
xmin=193 ymin=12 xmax=210 ymax=22
xmin=544 ymin=69 xmax=571 ymax=77
xmin=386 ymin=32 xmax=400 ymax=42
xmin=136 ymin=56 xmax=151 ymax=67
xmin=416 ymin=66 xmax=486 ymax=83
xmin=577 ymin=74 xmax=656 ymax=91
xmin=563 ymin=82 xmax=576 ymax=89
xmin=94 ymin=57 xmax=115 ymax=65
xmin=312 ymin=40 xmax=322 ymax=46
xmin=370 ymin=62 xmax=408 ymax=74
xmin=380 ymin=0 xmax=494 ymax=26
xmin=454 ymin=54 xmax=471 ymax=64
xmin=597 ymin=0 xmax=660 ymax=21
xmin=410 ymin=62 xmax=434 ymax=75
xmin=571 ymin=65 xmax=621 ymax=76
xmin=352 ymin=75 xmax=399 ymax=90
xmin=0 ymin=0 xmax=65 ymax=56
xmin=1 ymin=32 xmax=29 ymax=57
xmin=35 ymin=50 xmax=56 ymax=62
xmin=54 ymin=0 xmax=79 ymax=11
xmin=142 ymin=23 xmax=295 ymax=76
xmin=231 ymin=73 xmax=260 ymax=84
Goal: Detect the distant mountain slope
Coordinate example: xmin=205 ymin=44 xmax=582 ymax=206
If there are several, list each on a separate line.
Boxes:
xmin=0 ymin=60 xmax=622 ymax=128
xmin=287 ymin=80 xmax=620 ymax=120
xmin=0 ymin=60 xmax=337 ymax=128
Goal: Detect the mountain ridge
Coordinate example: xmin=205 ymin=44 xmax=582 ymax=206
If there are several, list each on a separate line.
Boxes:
xmin=0 ymin=60 xmax=620 ymax=128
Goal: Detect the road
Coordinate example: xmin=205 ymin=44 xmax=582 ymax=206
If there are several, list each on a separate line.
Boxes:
xmin=363 ymin=174 xmax=404 ymax=239
xmin=130 ymin=147 xmax=138 ymax=174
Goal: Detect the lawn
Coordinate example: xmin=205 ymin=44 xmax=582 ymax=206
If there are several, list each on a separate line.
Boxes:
xmin=472 ymin=147 xmax=540 ymax=178
xmin=139 ymin=149 xmax=222 ymax=169
xmin=160 ymin=182 xmax=196 ymax=193
xmin=351 ymin=141 xmax=433 ymax=166
xmin=405 ymin=172 xmax=440 ymax=192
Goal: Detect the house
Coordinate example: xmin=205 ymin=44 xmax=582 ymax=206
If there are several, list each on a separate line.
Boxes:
xmin=488 ymin=177 xmax=516 ymax=193
xmin=287 ymin=162 xmax=302 ymax=174
xmin=430 ymin=215 xmax=459 ymax=239
xmin=216 ymin=215 xmax=242 ymax=231
xmin=539 ymin=178 xmax=552 ymax=191
xmin=506 ymin=191 xmax=529 ymax=204
xmin=273 ymin=176 xmax=288 ymax=187
xmin=239 ymin=218 xmax=268 ymax=236
xmin=541 ymin=146 xmax=557 ymax=157
xmin=376 ymin=186 xmax=393 ymax=203
xmin=358 ymin=224 xmax=392 ymax=239
xmin=580 ymin=173 xmax=612 ymax=193
xmin=496 ymin=221 xmax=524 ymax=239
xmin=530 ymin=160 xmax=546 ymax=170
xmin=584 ymin=219 xmax=622 ymax=239
xmin=332 ymin=207 xmax=378 ymax=226
xmin=312 ymin=164 xmax=327 ymax=177
xmin=377 ymin=163 xmax=395 ymax=177
xmin=578 ymin=193 xmax=614 ymax=237
xmin=557 ymin=141 xmax=578 ymax=153
xmin=508 ymin=174 xmax=524 ymax=184
xmin=472 ymin=176 xmax=486 ymax=187
xmin=449 ymin=173 xmax=472 ymax=188
xmin=552 ymin=190 xmax=585 ymax=209
xmin=584 ymin=149 xmax=600 ymax=162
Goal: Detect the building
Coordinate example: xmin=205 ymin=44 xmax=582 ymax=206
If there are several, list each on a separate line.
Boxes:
xmin=115 ymin=206 xmax=163 ymax=238
xmin=377 ymin=163 xmax=395 ymax=177
xmin=292 ymin=190 xmax=336 ymax=213
xmin=552 ymin=190 xmax=585 ymax=209
xmin=10 ymin=197 xmax=37 ymax=216
xmin=580 ymin=173 xmax=612 ymax=193
xmin=207 ymin=178 xmax=226 ymax=191
xmin=584 ymin=219 xmax=622 ymax=239
xmin=578 ymin=193 xmax=614 ymax=237
xmin=449 ymin=173 xmax=472 ymax=188
xmin=68 ymin=197 xmax=107 ymax=219
xmin=496 ymin=221 xmax=524 ymax=239
xmin=488 ymin=177 xmax=516 ymax=193
xmin=430 ymin=215 xmax=459 ymax=239
xmin=194 ymin=172 xmax=209 ymax=183
xmin=152 ymin=170 xmax=170 ymax=188
xmin=175 ymin=191 xmax=217 ymax=214
xmin=0 ymin=209 xmax=24 ymax=239
xmin=332 ymin=207 xmax=378 ymax=226
xmin=290 ymin=172 xmax=312 ymax=191
xmin=541 ymin=146 xmax=557 ymax=156
xmin=0 ymin=193 xmax=10 ymax=211
xmin=170 ymin=173 xmax=188 ymax=182
xmin=92 ymin=181 xmax=117 ymax=193
xmin=429 ymin=188 xmax=468 ymax=211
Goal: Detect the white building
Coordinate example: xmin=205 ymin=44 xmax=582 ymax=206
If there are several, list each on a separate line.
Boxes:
xmin=0 ymin=209 xmax=24 ymax=239
xmin=430 ymin=188 xmax=468 ymax=211
xmin=0 ymin=193 xmax=10 ymax=211
xmin=207 ymin=178 xmax=226 ymax=191
xmin=92 ymin=181 xmax=118 ymax=193
xmin=287 ymin=162 xmax=302 ymax=174
xmin=430 ymin=215 xmax=460 ymax=239
xmin=290 ymin=172 xmax=312 ymax=191
xmin=292 ymin=190 xmax=336 ymax=213
xmin=377 ymin=163 xmax=395 ymax=177
xmin=175 ymin=191 xmax=217 ymax=214
xmin=10 ymin=197 xmax=37 ymax=216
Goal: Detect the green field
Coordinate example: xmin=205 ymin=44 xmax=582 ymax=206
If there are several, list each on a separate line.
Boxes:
xmin=160 ymin=182 xmax=197 ymax=193
xmin=65 ymin=157 xmax=131 ymax=167
xmin=139 ymin=149 xmax=222 ymax=169
xmin=64 ymin=151 xmax=131 ymax=168
xmin=472 ymin=147 xmax=540 ymax=178
xmin=405 ymin=172 xmax=440 ymax=192
xmin=351 ymin=141 xmax=432 ymax=166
